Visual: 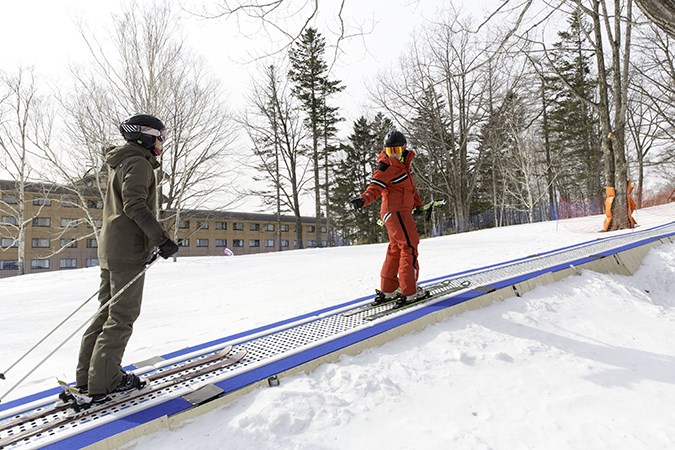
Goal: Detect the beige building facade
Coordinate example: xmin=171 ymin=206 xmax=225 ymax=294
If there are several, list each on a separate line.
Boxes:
xmin=0 ymin=180 xmax=327 ymax=279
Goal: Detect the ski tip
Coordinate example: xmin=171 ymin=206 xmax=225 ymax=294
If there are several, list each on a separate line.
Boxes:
xmin=0 ymin=372 xmax=5 ymax=380
xmin=231 ymin=347 xmax=248 ymax=362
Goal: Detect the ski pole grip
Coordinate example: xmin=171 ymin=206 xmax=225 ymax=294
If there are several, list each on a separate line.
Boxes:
xmin=145 ymin=249 xmax=161 ymax=265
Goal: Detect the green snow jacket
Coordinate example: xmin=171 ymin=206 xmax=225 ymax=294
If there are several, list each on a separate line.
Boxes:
xmin=98 ymin=142 xmax=169 ymax=270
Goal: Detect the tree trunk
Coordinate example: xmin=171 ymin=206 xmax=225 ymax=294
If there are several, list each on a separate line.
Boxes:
xmin=634 ymin=0 xmax=675 ymax=38
xmin=608 ymin=0 xmax=633 ymax=230
xmin=541 ymin=81 xmax=557 ymax=220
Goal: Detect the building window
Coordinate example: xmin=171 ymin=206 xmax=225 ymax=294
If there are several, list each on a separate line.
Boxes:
xmin=0 ymin=260 xmax=19 ymax=270
xmin=33 ymin=197 xmax=52 ymax=206
xmin=280 ymin=224 xmax=289 ymax=232
xmin=1 ymin=238 xmax=18 ymax=248
xmin=264 ymin=223 xmax=275 ymax=232
xmin=265 ymin=239 xmax=275 ymax=247
xmin=307 ymin=226 xmax=316 ymax=233
xmin=320 ymin=240 xmax=328 ymax=247
xmin=86 ymin=258 xmax=99 ymax=267
xmin=320 ymin=226 xmax=327 ymax=233
xmin=93 ymin=219 xmax=103 ymax=228
xmin=215 ymin=239 xmax=227 ymax=247
xmin=61 ymin=197 xmax=77 ymax=208
xmin=31 ymin=259 xmax=50 ymax=270
xmin=59 ymin=258 xmax=77 ymax=269
xmin=87 ymin=199 xmax=103 ymax=209
xmin=86 ymin=239 xmax=98 ymax=248
xmin=215 ymin=221 xmax=227 ymax=230
xmin=197 ymin=221 xmax=209 ymax=230
xmin=249 ymin=239 xmax=260 ymax=247
xmin=60 ymin=238 xmax=77 ymax=248
xmin=32 ymin=217 xmax=51 ymax=227
xmin=233 ymin=222 xmax=244 ymax=231
xmin=179 ymin=239 xmax=190 ymax=247
xmin=178 ymin=220 xmax=190 ymax=229
xmin=1 ymin=216 xmax=18 ymax=226
xmin=197 ymin=239 xmax=209 ymax=247
xmin=32 ymin=238 xmax=50 ymax=248
xmin=232 ymin=239 xmax=244 ymax=247
xmin=3 ymin=194 xmax=18 ymax=204
xmin=307 ymin=240 xmax=316 ymax=247
xmin=281 ymin=239 xmax=289 ymax=248
xmin=294 ymin=240 xmax=301 ymax=248
xmin=249 ymin=223 xmax=260 ymax=231
xmin=61 ymin=218 xmax=78 ymax=228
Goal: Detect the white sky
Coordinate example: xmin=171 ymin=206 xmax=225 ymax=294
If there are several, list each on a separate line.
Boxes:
xmin=0 ymin=0 xmax=495 ymax=127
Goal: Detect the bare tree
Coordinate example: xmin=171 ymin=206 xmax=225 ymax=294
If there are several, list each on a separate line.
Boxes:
xmin=25 ymin=79 xmax=111 ymax=246
xmin=543 ymin=0 xmax=634 ymax=230
xmin=74 ymin=3 xmax=238 ymax=233
xmin=627 ymin=22 xmax=674 ymax=207
xmin=633 ymin=0 xmax=675 ymax=38
xmin=373 ymin=11 xmax=507 ymax=232
xmin=626 ymin=74 xmax=670 ymax=207
xmin=240 ymin=64 xmax=311 ymax=248
xmin=636 ymin=25 xmax=675 ymax=139
xmin=487 ymin=0 xmax=638 ymax=230
xmin=0 ymin=69 xmax=54 ymax=275
xmin=192 ymin=0 xmax=370 ymax=65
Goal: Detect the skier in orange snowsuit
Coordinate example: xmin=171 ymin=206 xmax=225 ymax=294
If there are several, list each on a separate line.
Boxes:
xmin=350 ymin=130 xmax=426 ymax=305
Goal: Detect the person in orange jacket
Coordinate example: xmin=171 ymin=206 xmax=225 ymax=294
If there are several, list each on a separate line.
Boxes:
xmin=350 ymin=130 xmax=428 ymax=306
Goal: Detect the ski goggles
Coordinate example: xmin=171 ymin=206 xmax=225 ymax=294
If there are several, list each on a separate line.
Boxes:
xmin=384 ymin=145 xmax=404 ymax=157
xmin=140 ymin=126 xmax=168 ymax=142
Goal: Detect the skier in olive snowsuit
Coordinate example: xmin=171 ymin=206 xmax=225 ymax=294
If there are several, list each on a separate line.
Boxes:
xmin=76 ymin=114 xmax=179 ymax=403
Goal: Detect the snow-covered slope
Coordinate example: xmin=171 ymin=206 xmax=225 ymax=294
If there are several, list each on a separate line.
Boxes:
xmin=1 ymin=204 xmax=674 ymax=449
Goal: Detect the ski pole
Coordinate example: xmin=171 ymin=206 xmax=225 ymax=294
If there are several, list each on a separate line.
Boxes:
xmin=0 ymin=250 xmax=161 ymax=403
xmin=0 ymin=287 xmax=102 ymax=381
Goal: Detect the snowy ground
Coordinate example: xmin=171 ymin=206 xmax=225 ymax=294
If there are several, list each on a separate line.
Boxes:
xmin=1 ymin=204 xmax=674 ymax=449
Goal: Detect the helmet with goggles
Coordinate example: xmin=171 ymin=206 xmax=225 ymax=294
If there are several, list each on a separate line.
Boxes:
xmin=119 ymin=114 xmax=167 ymax=151
xmin=384 ymin=130 xmax=406 ymax=158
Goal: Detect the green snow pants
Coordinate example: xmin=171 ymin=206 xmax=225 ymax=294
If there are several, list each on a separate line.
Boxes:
xmin=76 ymin=267 xmax=145 ymax=395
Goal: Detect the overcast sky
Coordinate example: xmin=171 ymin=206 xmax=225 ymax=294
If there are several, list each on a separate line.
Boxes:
xmin=0 ymin=0 xmax=496 ymax=126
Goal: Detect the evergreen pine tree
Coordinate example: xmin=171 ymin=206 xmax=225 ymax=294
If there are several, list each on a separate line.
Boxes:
xmin=246 ymin=64 xmax=309 ymax=249
xmin=407 ymin=85 xmax=454 ymax=233
xmin=330 ymin=114 xmax=392 ymax=244
xmin=546 ymin=9 xmax=601 ymax=213
xmin=288 ymin=27 xmax=344 ymax=247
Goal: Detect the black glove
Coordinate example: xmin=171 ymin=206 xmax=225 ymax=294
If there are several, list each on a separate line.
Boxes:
xmin=158 ymin=238 xmax=179 ymax=259
xmin=350 ymin=197 xmax=365 ymax=210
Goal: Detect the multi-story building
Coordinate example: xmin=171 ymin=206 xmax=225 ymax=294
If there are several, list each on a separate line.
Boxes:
xmin=0 ymin=180 xmax=327 ymax=279
xmin=163 ymin=209 xmax=328 ymax=258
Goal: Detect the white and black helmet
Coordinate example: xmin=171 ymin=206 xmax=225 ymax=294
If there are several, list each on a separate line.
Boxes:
xmin=119 ymin=114 xmax=167 ymax=149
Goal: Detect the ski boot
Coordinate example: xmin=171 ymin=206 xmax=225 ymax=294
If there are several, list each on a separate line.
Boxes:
xmin=112 ymin=372 xmax=146 ymax=393
xmin=58 ymin=384 xmax=110 ymax=412
xmin=372 ymin=289 xmax=400 ymax=306
xmin=394 ymin=287 xmax=429 ymax=308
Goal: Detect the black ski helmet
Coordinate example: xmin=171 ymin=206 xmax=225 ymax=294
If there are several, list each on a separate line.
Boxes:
xmin=119 ymin=114 xmax=167 ymax=150
xmin=384 ymin=130 xmax=406 ymax=147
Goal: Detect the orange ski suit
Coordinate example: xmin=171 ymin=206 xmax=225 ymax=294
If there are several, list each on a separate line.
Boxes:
xmin=359 ymin=149 xmax=425 ymax=297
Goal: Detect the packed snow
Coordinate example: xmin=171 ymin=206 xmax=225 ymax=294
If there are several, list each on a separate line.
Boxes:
xmin=1 ymin=204 xmax=674 ymax=449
